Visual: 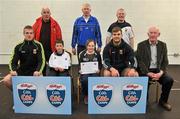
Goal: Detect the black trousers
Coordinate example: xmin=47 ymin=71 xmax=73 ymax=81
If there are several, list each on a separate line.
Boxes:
xmin=147 ymin=69 xmax=174 ymax=103
xmin=46 ymin=67 xmax=69 ymax=76
xmin=80 ymin=73 xmax=99 ymax=96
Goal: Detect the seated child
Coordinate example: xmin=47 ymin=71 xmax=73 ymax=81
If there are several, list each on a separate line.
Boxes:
xmin=79 ymin=39 xmax=102 ymax=104
xmin=47 ymin=40 xmax=71 ymax=76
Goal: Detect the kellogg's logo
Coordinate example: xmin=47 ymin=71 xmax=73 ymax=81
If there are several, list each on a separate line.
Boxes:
xmin=46 ymin=84 xmax=66 ymax=107
xmin=93 ymin=84 xmax=113 ymax=107
xmin=123 ymin=84 xmax=143 ymax=107
xmin=17 ymin=83 xmax=37 ymax=107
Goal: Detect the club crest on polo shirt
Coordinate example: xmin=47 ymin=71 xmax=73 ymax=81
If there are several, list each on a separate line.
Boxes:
xmin=123 ymin=84 xmax=143 ymax=107
xmin=17 ymin=83 xmax=37 ymax=107
xmin=46 ymin=84 xmax=66 ymax=107
xmin=93 ymin=84 xmax=113 ymax=107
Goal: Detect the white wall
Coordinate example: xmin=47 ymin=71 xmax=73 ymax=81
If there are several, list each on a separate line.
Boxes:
xmin=0 ymin=0 xmax=180 ymax=64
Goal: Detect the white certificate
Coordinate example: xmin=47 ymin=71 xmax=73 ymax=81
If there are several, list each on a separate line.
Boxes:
xmin=53 ymin=59 xmax=69 ymax=69
xmin=80 ymin=62 xmax=98 ymax=74
xmin=49 ymin=55 xmax=70 ymax=69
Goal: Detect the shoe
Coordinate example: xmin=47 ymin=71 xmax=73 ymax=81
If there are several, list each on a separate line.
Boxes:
xmin=159 ymin=101 xmax=172 ymax=111
xmin=84 ymin=96 xmax=88 ymax=105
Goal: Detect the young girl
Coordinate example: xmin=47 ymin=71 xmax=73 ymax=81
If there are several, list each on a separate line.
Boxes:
xmin=79 ymin=39 xmax=102 ymax=104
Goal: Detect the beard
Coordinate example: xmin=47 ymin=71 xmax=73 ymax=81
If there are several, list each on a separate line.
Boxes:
xmin=113 ymin=38 xmax=121 ymax=44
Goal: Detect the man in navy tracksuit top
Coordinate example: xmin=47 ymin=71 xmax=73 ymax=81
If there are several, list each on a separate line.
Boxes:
xmin=71 ymin=3 xmax=102 ymax=59
xmin=103 ymin=27 xmax=138 ymax=77
xmin=2 ymin=25 xmax=45 ymax=90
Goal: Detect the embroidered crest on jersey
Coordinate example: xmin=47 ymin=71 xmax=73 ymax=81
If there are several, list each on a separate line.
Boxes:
xmin=33 ymin=49 xmax=37 ymax=54
xmin=119 ymin=50 xmax=123 ymax=54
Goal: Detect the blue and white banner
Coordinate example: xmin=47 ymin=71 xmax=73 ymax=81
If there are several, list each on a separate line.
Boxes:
xmin=88 ymin=77 xmax=148 ymax=114
xmin=12 ymin=76 xmax=71 ymax=115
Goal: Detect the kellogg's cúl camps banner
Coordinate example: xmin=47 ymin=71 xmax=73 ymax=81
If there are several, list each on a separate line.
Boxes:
xmin=88 ymin=77 xmax=148 ymax=114
xmin=12 ymin=76 xmax=72 ymax=115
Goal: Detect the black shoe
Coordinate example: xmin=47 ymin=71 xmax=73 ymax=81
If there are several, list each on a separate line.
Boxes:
xmin=159 ymin=101 xmax=172 ymax=111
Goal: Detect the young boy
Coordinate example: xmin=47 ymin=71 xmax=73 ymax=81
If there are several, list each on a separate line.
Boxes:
xmin=47 ymin=40 xmax=71 ymax=76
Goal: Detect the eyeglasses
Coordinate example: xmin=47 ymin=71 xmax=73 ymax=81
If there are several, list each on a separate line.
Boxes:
xmin=25 ymin=32 xmax=33 ymax=34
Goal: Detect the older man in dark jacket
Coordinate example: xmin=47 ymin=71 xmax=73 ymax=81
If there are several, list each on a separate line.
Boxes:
xmin=136 ymin=26 xmax=174 ymax=111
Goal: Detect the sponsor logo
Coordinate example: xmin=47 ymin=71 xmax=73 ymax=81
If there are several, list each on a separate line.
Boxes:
xmin=93 ymin=84 xmax=113 ymax=107
xmin=17 ymin=83 xmax=36 ymax=107
xmin=46 ymin=84 xmax=66 ymax=107
xmin=123 ymin=84 xmax=143 ymax=107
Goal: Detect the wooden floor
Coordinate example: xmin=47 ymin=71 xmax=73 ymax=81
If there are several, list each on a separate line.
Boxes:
xmin=0 ymin=65 xmax=179 ymax=119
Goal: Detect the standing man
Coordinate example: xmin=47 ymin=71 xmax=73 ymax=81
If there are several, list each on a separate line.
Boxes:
xmin=2 ymin=25 xmax=45 ymax=90
xmin=71 ymin=3 xmax=102 ymax=57
xmin=106 ymin=8 xmax=134 ymax=49
xmin=33 ymin=7 xmax=62 ymax=75
xmin=33 ymin=7 xmax=62 ymax=61
xmin=103 ymin=27 xmax=138 ymax=77
xmin=136 ymin=26 xmax=174 ymax=111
